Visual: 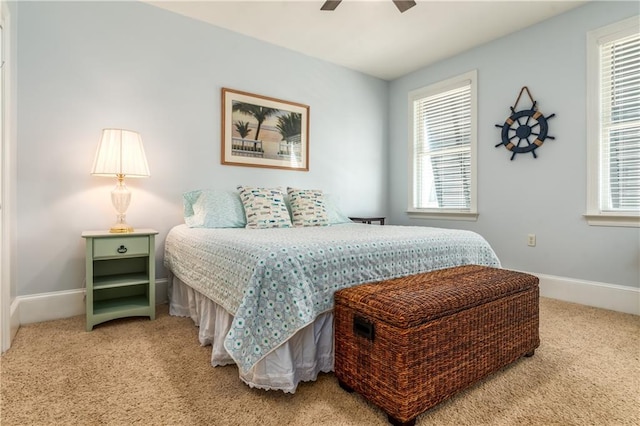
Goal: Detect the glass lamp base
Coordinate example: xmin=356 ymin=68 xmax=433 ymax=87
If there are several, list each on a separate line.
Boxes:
xmin=109 ymin=177 xmax=134 ymax=233
xmin=109 ymin=223 xmax=134 ymax=233
xmin=109 ymin=213 xmax=134 ymax=233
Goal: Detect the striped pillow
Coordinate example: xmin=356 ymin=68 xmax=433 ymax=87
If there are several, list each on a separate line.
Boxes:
xmin=237 ymin=186 xmax=292 ymax=229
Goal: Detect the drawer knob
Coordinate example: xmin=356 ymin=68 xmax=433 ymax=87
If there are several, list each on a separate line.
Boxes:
xmin=117 ymin=245 xmax=128 ymax=254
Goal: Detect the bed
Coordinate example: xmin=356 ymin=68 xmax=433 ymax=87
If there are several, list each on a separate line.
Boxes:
xmin=164 ymin=220 xmax=501 ymax=393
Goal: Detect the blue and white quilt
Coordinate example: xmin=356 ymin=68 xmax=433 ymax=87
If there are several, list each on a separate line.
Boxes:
xmin=164 ymin=223 xmax=500 ymax=374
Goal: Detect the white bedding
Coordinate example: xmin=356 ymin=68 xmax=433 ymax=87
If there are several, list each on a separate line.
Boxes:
xmin=168 ymin=273 xmax=334 ymax=393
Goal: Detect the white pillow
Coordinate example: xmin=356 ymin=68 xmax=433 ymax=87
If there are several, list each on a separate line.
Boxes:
xmin=287 ymin=187 xmax=329 ymax=227
xmin=237 ymin=186 xmax=292 ymax=229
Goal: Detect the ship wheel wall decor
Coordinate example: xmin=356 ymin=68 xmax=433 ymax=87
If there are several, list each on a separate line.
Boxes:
xmin=495 ymin=86 xmax=556 ymax=160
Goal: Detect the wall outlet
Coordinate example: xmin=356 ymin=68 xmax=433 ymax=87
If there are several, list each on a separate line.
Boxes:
xmin=527 ymin=234 xmax=536 ymax=247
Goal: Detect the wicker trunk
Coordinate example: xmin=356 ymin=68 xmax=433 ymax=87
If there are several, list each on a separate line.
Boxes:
xmin=334 ymin=265 xmax=540 ymax=426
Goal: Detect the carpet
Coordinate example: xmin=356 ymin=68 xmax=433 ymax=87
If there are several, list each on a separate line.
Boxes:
xmin=1 ymin=297 xmax=638 ymax=425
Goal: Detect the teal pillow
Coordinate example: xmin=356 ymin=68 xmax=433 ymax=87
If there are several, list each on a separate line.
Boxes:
xmin=324 ymin=194 xmax=352 ymax=224
xmin=183 ymin=189 xmax=246 ymax=228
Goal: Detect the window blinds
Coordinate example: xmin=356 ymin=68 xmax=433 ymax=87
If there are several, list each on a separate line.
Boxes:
xmin=600 ymin=32 xmax=640 ymax=212
xmin=413 ymin=83 xmax=471 ymax=210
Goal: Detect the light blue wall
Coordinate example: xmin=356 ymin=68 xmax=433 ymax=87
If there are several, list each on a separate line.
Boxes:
xmin=15 ymin=1 xmax=640 ymax=297
xmin=16 ymin=1 xmax=388 ymax=295
xmin=388 ymin=1 xmax=640 ymax=288
xmin=6 ymin=0 xmax=18 ymax=302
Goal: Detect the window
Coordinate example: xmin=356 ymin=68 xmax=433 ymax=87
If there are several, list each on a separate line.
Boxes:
xmin=586 ymin=16 xmax=640 ymax=227
xmin=408 ymin=70 xmax=477 ymax=220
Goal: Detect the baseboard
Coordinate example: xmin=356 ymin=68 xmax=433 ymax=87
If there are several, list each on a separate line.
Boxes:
xmin=535 ymin=272 xmax=639 ymax=315
xmin=13 ymin=274 xmax=639 ymax=325
xmin=17 ymin=278 xmax=168 ymax=325
xmin=9 ymin=297 xmax=19 ymax=342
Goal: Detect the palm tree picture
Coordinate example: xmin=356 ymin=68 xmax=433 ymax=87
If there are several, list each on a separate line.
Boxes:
xmin=222 ymin=88 xmax=310 ymax=171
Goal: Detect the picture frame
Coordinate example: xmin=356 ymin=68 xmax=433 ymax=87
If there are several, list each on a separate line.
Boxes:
xmin=221 ymin=88 xmax=310 ymax=171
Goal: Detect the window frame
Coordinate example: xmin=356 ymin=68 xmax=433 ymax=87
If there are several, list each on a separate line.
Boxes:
xmin=585 ymin=15 xmax=640 ymax=228
xmin=407 ymin=70 xmax=478 ymax=221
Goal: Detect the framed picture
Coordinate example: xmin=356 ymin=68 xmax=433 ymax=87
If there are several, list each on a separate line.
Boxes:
xmin=221 ymin=88 xmax=310 ymax=171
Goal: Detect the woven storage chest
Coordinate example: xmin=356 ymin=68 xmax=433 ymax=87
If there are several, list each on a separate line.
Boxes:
xmin=334 ymin=265 xmax=539 ymax=426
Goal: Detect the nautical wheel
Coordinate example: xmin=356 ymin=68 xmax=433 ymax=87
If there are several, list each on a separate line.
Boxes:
xmin=495 ymin=86 xmax=555 ymax=160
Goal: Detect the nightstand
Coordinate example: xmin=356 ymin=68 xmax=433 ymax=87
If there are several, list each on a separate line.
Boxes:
xmin=349 ymin=217 xmax=386 ymax=225
xmin=82 ymin=229 xmax=158 ymax=331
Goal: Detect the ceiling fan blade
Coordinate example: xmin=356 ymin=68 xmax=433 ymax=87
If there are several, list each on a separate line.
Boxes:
xmin=392 ymin=0 xmax=416 ymax=13
xmin=321 ymin=0 xmax=342 ymax=11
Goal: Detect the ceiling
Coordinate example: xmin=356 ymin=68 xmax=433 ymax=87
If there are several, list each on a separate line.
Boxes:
xmin=147 ymin=0 xmax=587 ymax=80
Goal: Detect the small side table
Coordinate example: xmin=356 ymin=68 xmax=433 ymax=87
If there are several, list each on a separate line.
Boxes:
xmin=349 ymin=217 xmax=385 ymax=225
xmin=82 ymin=229 xmax=158 ymax=331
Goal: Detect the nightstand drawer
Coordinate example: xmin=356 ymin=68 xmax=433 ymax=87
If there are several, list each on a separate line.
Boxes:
xmin=93 ymin=236 xmax=149 ymax=258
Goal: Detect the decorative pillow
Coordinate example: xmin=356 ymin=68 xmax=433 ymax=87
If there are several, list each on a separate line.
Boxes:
xmin=287 ymin=187 xmax=329 ymax=227
xmin=237 ymin=186 xmax=292 ymax=229
xmin=183 ymin=189 xmax=246 ymax=228
xmin=323 ymin=193 xmax=353 ymax=224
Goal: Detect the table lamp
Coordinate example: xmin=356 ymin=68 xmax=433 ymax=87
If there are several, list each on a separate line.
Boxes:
xmin=91 ymin=129 xmax=150 ymax=233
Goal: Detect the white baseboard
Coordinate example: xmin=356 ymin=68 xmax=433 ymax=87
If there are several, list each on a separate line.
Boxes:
xmin=16 ymin=278 xmax=168 ymax=325
xmin=535 ymin=272 xmax=639 ymax=315
xmin=13 ymin=274 xmax=639 ymax=326
xmin=9 ymin=297 xmax=19 ymax=342
xmin=18 ymin=288 xmax=85 ymax=325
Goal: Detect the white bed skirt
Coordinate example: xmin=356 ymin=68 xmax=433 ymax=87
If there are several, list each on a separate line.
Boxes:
xmin=167 ymin=272 xmax=335 ymax=393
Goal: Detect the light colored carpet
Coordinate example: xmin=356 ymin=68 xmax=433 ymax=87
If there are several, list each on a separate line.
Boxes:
xmin=1 ymin=297 xmax=638 ymax=425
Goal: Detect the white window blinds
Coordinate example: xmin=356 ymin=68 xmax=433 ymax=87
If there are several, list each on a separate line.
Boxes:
xmin=412 ymin=81 xmax=472 ymax=211
xmin=600 ymin=31 xmax=640 ymax=212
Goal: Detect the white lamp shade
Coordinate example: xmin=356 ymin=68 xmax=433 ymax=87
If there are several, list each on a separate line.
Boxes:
xmin=91 ymin=129 xmax=150 ymax=177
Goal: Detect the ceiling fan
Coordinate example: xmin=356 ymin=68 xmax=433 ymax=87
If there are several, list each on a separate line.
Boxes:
xmin=321 ymin=0 xmax=417 ymax=13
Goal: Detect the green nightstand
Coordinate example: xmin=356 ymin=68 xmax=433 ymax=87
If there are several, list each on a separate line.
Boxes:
xmin=82 ymin=229 xmax=158 ymax=331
